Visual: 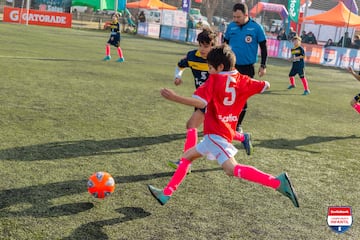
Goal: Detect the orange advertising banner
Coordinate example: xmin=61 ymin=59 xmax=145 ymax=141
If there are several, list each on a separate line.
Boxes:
xmin=302 ymin=43 xmax=323 ymax=64
xmin=3 ymin=6 xmax=72 ymax=28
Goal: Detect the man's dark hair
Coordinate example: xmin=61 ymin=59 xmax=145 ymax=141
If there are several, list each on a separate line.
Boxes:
xmin=197 ymin=29 xmax=217 ymax=46
xmin=232 ymin=3 xmax=248 ymax=14
xmin=207 ymin=44 xmax=236 ymax=71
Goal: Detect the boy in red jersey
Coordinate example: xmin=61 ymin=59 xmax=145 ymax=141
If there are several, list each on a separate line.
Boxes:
xmin=148 ymin=44 xmax=299 ymax=208
xmin=168 ymin=29 xmax=253 ymax=172
xmin=103 ymin=13 xmax=125 ymax=62
xmin=347 ymin=66 xmax=360 ymax=113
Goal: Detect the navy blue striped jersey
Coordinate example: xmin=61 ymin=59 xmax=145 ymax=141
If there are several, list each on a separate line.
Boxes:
xmin=178 ymin=49 xmax=209 ymax=89
xmin=291 ymin=46 xmax=305 ymax=68
xmin=110 ymin=21 xmax=120 ymax=35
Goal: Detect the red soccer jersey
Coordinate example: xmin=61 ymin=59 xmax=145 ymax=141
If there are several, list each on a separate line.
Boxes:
xmin=193 ymin=70 xmax=267 ymax=142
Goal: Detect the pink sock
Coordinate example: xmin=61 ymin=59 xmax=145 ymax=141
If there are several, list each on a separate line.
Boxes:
xmin=183 ymin=128 xmax=197 ymax=152
xmin=289 ymin=76 xmax=295 ymax=86
xmin=233 ymin=164 xmax=280 ymax=189
xmin=117 ymin=47 xmax=123 ymax=58
xmin=106 ymin=45 xmax=110 ymax=56
xmin=163 ymin=158 xmax=191 ymax=196
xmin=233 ymin=132 xmax=245 ymax=142
xmin=353 ymin=103 xmax=360 ymax=113
xmin=300 ymin=77 xmax=309 ymax=91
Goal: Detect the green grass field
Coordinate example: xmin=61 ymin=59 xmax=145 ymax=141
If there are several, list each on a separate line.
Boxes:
xmin=0 ymin=22 xmax=359 ymax=239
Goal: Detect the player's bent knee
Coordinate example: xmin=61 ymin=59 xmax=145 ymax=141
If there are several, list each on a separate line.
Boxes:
xmin=351 ymin=99 xmax=357 ymax=106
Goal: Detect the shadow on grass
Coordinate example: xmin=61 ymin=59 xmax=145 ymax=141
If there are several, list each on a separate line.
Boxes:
xmin=62 ymin=207 xmax=151 ymax=240
xmin=262 ymin=90 xmax=303 ymax=95
xmin=0 ymin=133 xmax=186 ymax=161
xmin=254 ymin=135 xmax=359 ymax=153
xmin=0 ymin=168 xmax=221 ymax=217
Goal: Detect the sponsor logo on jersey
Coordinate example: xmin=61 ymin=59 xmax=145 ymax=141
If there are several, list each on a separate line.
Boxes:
xmin=218 ymin=114 xmax=238 ymax=123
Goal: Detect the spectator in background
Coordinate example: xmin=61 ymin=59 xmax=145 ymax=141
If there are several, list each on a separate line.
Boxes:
xmin=187 ymin=16 xmax=194 ymax=29
xmin=277 ymin=29 xmax=287 ymax=40
xmin=218 ymin=20 xmax=227 ymax=43
xmin=196 ymin=19 xmax=203 ymax=29
xmin=288 ymin=27 xmax=297 ymax=41
xmin=352 ymin=35 xmax=360 ymax=49
xmin=305 ymin=31 xmax=317 ymax=44
xmin=274 ymin=25 xmax=280 ymax=35
xmin=186 ymin=15 xmax=195 ymax=42
xmin=300 ymin=30 xmax=308 ymax=43
xmin=72 ymin=8 xmax=80 ymax=20
xmin=138 ymin=11 xmax=146 ymax=23
xmin=338 ymin=32 xmax=352 ymax=48
xmin=324 ymin=38 xmax=335 ymax=48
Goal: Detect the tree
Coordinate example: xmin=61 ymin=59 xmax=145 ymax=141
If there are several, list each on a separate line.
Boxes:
xmin=202 ymin=0 xmax=221 ymax=26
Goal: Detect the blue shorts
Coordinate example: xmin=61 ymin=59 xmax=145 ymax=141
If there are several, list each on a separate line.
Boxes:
xmin=196 ymin=134 xmax=238 ymax=166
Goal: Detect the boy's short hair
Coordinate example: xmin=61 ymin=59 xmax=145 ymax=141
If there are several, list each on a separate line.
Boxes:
xmin=111 ymin=13 xmax=120 ymax=19
xmin=197 ymin=29 xmax=217 ymax=46
xmin=292 ymin=35 xmax=301 ymax=41
xmin=207 ymin=44 xmax=236 ymax=71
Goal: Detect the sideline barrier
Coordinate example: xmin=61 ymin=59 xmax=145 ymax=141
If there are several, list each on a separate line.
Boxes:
xmin=267 ymin=39 xmax=360 ymax=70
xmin=137 ymin=27 xmax=360 ymax=70
xmin=160 ymin=25 xmax=187 ymax=42
xmin=137 ymin=22 xmax=160 ymax=39
xmin=3 ymin=6 xmax=72 ymax=28
xmin=137 ymin=24 xmax=201 ymax=44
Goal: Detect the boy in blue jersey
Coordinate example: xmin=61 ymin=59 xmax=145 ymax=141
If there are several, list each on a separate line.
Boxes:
xmin=168 ymin=29 xmax=253 ymax=171
xmin=287 ymin=36 xmax=310 ymax=95
xmin=224 ymin=2 xmax=268 ymax=133
xmin=103 ymin=13 xmax=125 ymax=62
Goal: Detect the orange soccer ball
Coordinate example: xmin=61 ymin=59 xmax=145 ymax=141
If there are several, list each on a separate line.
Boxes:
xmin=87 ymin=171 xmax=115 ymax=199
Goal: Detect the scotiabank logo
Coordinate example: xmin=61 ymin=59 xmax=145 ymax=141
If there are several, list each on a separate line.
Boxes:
xmin=218 ymin=114 xmax=238 ymax=123
xmin=3 ymin=6 xmax=72 ymax=28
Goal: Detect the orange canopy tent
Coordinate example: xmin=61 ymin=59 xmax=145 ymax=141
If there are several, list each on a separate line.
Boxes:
xmin=126 ymin=0 xmax=177 ymax=10
xmin=301 ymin=2 xmax=360 ymax=27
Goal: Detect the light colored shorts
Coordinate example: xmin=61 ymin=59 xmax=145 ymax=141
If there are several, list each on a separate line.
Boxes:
xmin=196 ymin=134 xmax=238 ymax=166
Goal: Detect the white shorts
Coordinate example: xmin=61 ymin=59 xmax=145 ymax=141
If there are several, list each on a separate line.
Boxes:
xmin=196 ymin=134 xmax=238 ymax=166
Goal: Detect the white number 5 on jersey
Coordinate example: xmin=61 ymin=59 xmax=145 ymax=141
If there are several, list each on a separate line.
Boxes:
xmin=223 ymin=76 xmax=236 ymax=105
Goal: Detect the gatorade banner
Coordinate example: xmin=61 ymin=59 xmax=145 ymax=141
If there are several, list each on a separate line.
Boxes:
xmin=288 ymin=0 xmax=300 ymax=22
xmin=3 ymin=6 xmax=72 ymax=28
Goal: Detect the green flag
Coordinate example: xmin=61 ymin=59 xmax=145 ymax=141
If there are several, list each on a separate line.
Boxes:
xmin=288 ymin=0 xmax=300 ymax=23
xmin=71 ymin=0 xmax=115 ymax=10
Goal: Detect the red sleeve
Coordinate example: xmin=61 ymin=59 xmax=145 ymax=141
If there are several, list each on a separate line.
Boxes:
xmin=193 ymin=74 xmax=215 ymax=104
xmin=243 ymin=77 xmax=267 ymax=97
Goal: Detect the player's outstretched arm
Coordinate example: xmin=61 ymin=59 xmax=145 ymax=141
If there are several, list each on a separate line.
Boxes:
xmin=348 ymin=67 xmax=360 ymax=81
xmin=160 ymin=88 xmax=205 ymax=108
